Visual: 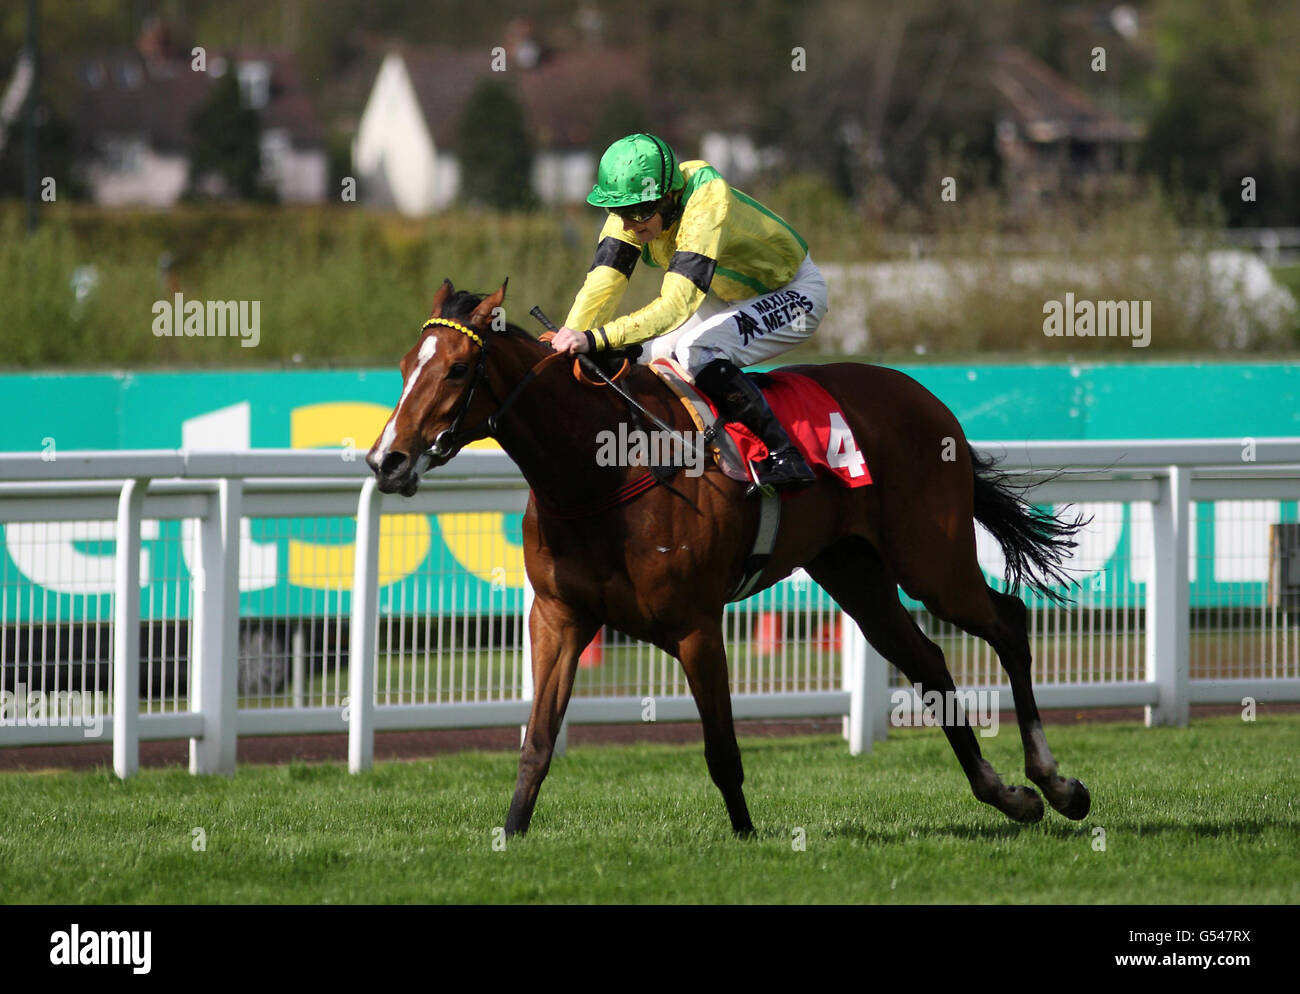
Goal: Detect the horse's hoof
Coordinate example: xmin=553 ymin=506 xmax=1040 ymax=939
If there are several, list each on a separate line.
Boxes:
xmin=1060 ymin=779 xmax=1091 ymax=820
xmin=1005 ymin=785 xmax=1045 ymax=823
xmin=733 ymin=824 xmax=757 ymax=840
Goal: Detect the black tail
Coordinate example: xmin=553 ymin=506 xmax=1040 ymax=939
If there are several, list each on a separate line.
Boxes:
xmin=969 ymin=445 xmax=1089 ymax=605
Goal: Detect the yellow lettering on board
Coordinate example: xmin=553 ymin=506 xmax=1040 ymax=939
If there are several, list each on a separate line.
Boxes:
xmin=287 ymin=403 xmax=431 ymax=589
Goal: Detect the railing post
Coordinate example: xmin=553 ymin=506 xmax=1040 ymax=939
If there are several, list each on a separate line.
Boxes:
xmin=843 ymin=610 xmax=871 ymax=754
xmin=349 ymin=477 xmax=381 ymax=773
xmin=291 ymin=626 xmax=306 ymax=709
xmin=190 ymin=479 xmax=242 ymax=775
xmin=1146 ymin=465 xmax=1191 ymax=727
xmin=842 ymin=611 xmax=891 ymax=754
xmin=113 ymin=478 xmax=147 ymax=779
xmin=870 ymin=639 xmax=891 ymax=743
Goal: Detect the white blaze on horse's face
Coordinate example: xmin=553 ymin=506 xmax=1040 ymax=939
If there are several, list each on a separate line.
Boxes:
xmin=374 ymin=333 xmax=438 ymax=466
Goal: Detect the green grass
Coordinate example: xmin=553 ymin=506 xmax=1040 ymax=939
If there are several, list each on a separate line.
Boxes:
xmin=1 ymin=715 xmax=1297 ymax=904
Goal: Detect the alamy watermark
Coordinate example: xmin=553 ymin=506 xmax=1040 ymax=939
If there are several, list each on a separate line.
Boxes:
xmin=152 ymin=293 xmax=261 ymax=347
xmin=0 ymin=682 xmax=105 ymax=738
xmin=595 ymin=423 xmax=706 ymax=477
xmin=1042 ymin=292 xmax=1151 ymax=348
xmin=50 ymin=925 xmax=150 ymax=974
xmin=890 ymin=684 xmax=1000 ymax=738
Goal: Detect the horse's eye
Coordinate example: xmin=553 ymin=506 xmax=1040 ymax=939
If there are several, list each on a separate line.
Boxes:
xmin=447 ymin=362 xmax=469 ymax=379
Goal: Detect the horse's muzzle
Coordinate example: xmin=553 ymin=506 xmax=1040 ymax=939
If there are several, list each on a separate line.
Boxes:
xmin=369 ymin=448 xmax=424 ymax=496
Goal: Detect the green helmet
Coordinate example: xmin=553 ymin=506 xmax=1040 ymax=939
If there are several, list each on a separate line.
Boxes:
xmin=587 ymin=133 xmax=686 ymax=208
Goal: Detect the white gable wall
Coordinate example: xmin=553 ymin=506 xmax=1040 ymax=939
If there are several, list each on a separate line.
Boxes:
xmin=355 ymin=54 xmax=605 ymax=213
xmin=353 ymin=53 xmax=443 ymax=215
xmin=430 ymin=151 xmax=459 ymax=211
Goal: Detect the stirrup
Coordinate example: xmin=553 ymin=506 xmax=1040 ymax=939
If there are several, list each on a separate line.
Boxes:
xmin=749 ymin=448 xmax=817 ymax=496
xmin=745 ymin=460 xmax=776 ymax=499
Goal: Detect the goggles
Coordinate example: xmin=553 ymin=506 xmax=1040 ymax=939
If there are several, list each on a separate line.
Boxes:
xmin=609 ymin=200 xmax=662 ymax=223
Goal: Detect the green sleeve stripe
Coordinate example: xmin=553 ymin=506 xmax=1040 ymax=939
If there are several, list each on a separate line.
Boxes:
xmin=715 ymin=266 xmax=771 ymax=296
xmin=730 ymin=188 xmax=809 ymax=252
xmin=682 ymin=165 xmax=723 ymax=206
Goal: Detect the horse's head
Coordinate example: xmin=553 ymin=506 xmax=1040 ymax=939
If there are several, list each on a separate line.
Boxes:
xmin=367 ymin=278 xmax=508 ymax=495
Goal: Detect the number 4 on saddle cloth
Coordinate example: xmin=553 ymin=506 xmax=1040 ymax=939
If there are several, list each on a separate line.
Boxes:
xmin=648 ymin=358 xmax=873 ymax=490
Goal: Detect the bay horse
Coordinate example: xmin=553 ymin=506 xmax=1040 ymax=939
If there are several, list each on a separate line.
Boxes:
xmin=367 ymin=280 xmax=1091 ymax=838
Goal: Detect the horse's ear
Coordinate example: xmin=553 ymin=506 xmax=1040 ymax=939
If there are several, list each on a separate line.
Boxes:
xmin=429 ymin=279 xmax=454 ymax=319
xmin=467 ymin=279 xmax=508 ymax=332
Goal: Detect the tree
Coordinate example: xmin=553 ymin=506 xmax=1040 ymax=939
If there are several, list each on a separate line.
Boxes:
xmin=1142 ymin=0 xmax=1300 ymax=226
xmin=187 ymin=70 xmax=268 ymax=201
xmin=456 ymin=78 xmax=535 ymax=210
xmin=590 ymin=91 xmax=651 ymax=155
xmin=752 ymin=0 xmax=1002 ymax=207
xmin=0 ymin=101 xmax=83 ymax=201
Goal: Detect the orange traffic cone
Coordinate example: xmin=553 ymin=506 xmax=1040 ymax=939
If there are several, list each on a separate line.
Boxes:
xmin=815 ymin=616 xmax=842 ymax=653
xmin=753 ymin=612 xmax=783 ymax=655
xmin=580 ymin=629 xmax=604 ymax=668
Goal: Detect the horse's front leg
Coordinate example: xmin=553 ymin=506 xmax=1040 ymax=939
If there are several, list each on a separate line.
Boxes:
xmin=504 ymin=596 xmax=597 ymax=837
xmin=677 ymin=624 xmax=755 ymax=838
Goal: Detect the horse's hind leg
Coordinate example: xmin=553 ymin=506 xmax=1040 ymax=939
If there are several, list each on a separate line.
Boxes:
xmin=806 ymin=539 xmax=1044 ymax=823
xmin=676 ymin=624 xmax=755 ymax=837
xmin=504 ymin=596 xmax=598 ymax=837
xmin=932 ymin=583 xmax=1091 ymax=820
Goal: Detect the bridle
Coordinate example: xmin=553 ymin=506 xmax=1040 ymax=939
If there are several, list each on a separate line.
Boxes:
xmin=419 ymin=316 xmax=568 ymax=465
xmin=414 ymin=313 xmax=700 ymax=514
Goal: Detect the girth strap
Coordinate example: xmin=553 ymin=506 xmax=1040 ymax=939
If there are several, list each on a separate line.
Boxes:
xmin=728 ymin=490 xmax=781 ymax=601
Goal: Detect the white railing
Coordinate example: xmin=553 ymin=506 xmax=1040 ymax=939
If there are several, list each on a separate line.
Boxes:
xmin=1 ymin=439 xmax=1299 ymax=778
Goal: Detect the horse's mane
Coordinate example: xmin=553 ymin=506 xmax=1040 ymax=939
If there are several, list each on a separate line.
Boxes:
xmin=442 ymin=285 xmax=650 ymax=384
xmin=441 ymin=288 xmax=543 ymax=345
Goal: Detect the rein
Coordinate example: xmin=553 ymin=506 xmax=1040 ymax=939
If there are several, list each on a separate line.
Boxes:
xmin=526 ymin=308 xmax=703 ymax=472
xmin=527 ymin=308 xmax=701 ymax=514
xmin=418 ymin=314 xmax=697 ymax=517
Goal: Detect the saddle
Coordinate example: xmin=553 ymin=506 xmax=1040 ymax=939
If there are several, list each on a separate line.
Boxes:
xmin=647 ymin=357 xmax=766 ymax=486
xmin=652 ymin=358 xmax=873 ymax=491
xmin=552 ymin=343 xmax=756 ymax=485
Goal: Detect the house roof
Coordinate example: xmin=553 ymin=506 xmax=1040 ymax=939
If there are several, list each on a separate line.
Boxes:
xmin=991 ymin=45 xmax=1138 ymax=143
xmin=76 ymin=51 xmax=209 ymax=153
xmin=399 ymin=50 xmax=492 ymax=149
xmin=395 ymin=45 xmax=652 ymax=150
xmin=76 ymin=48 xmax=324 ymax=153
xmin=519 ymin=47 xmax=652 ymax=147
xmin=236 ymin=50 xmax=324 ymax=145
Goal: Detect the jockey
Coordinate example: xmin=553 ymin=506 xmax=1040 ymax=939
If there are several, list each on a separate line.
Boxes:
xmin=550 ymin=132 xmax=827 ymax=492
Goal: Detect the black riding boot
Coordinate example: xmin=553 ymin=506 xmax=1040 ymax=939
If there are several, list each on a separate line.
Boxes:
xmin=695 ymin=358 xmax=817 ymax=494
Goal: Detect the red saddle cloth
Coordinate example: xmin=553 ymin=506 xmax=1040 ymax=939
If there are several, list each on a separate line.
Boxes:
xmin=716 ymin=371 xmax=872 ymax=488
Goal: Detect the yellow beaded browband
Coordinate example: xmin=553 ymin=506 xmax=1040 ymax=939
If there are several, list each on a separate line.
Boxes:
xmin=421 ymin=317 xmax=485 ymax=348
